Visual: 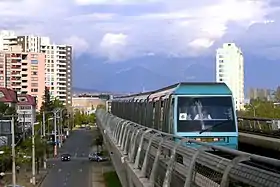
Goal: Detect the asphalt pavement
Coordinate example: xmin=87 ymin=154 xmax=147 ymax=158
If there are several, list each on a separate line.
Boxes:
xmin=41 ymin=128 xmax=98 ymax=187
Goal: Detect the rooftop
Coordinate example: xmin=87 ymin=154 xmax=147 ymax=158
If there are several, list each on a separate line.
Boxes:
xmin=17 ymin=94 xmax=36 ymax=106
xmin=0 ymin=87 xmax=17 ymax=103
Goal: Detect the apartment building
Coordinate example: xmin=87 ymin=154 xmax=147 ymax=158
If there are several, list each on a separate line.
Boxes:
xmin=0 ymin=46 xmax=45 ymax=109
xmin=0 ymin=30 xmax=73 ymax=107
xmin=0 ymin=30 xmax=17 ymax=51
xmin=17 ymin=35 xmax=50 ymax=52
xmin=17 ymin=94 xmax=36 ymax=130
xmin=216 ymin=43 xmax=244 ymax=111
xmin=41 ymin=44 xmax=72 ymax=107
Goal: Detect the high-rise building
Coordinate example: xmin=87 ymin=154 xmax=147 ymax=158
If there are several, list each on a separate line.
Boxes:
xmin=0 ymin=30 xmax=73 ymax=107
xmin=0 ymin=30 xmax=18 ymax=51
xmin=0 ymin=46 xmax=45 ymax=110
xmin=216 ymin=43 xmax=244 ymax=111
xmin=40 ymin=44 xmax=72 ymax=107
xmin=17 ymin=35 xmax=50 ymax=52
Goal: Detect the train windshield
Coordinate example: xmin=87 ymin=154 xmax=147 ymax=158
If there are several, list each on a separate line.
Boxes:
xmin=177 ymin=96 xmax=236 ymax=133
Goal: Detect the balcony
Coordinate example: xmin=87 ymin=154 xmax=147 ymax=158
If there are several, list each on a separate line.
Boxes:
xmin=12 ymin=83 xmax=21 ymax=87
xmin=10 ymin=54 xmax=21 ymax=58
xmin=11 ymin=71 xmax=21 ymax=75
xmin=11 ymin=59 xmax=21 ymax=64
xmin=12 ymin=65 xmax=21 ymax=69
xmin=11 ymin=77 xmax=21 ymax=81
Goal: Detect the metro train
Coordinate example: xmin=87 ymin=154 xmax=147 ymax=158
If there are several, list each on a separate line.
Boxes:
xmin=110 ymin=82 xmax=238 ymax=149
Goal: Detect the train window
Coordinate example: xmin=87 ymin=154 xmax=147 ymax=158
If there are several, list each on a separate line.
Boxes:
xmin=176 ymin=96 xmax=236 ymax=133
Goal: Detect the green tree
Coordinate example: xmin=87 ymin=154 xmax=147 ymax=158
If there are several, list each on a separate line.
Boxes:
xmin=40 ymin=87 xmax=52 ymax=112
xmin=97 ymin=104 xmax=106 ymax=110
xmin=88 ymin=113 xmax=96 ymax=124
xmin=0 ymin=102 xmax=16 ymax=118
xmin=240 ymin=99 xmax=280 ymax=118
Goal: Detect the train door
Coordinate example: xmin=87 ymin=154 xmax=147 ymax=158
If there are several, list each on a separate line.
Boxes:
xmin=146 ymin=101 xmax=153 ymax=128
xmin=169 ymin=96 xmax=175 ymax=134
xmin=162 ymin=98 xmax=169 ymax=133
xmin=154 ymin=99 xmax=161 ymax=130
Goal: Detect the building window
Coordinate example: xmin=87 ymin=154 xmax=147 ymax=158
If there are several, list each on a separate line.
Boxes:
xmin=219 ymin=78 xmax=223 ymax=81
xmin=219 ymin=60 xmax=223 ymax=63
xmin=32 ymin=71 xmax=38 ymax=75
xmin=31 ymin=89 xmax=38 ymax=92
xmin=31 ymin=60 xmax=38 ymax=64
xmin=19 ymin=106 xmax=31 ymax=110
xmin=31 ymin=83 xmax=38 ymax=87
xmin=219 ymin=55 xmax=223 ymax=58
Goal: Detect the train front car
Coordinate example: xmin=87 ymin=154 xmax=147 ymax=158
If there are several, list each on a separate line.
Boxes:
xmin=174 ymin=83 xmax=238 ymax=149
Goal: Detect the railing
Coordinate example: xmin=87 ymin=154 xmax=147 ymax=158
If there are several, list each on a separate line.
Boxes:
xmin=238 ymin=117 xmax=280 ymax=136
xmin=96 ymin=109 xmax=280 ymax=187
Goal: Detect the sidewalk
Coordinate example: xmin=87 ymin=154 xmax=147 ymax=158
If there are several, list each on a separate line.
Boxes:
xmin=91 ymin=166 xmax=106 ymax=187
xmin=1 ymin=169 xmax=48 ymax=187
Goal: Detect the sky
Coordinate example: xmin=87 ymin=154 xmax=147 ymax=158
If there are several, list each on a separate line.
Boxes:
xmin=0 ymin=0 xmax=280 ymax=62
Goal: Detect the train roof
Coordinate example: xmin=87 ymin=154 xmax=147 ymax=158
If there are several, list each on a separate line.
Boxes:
xmin=113 ymin=82 xmax=232 ymax=101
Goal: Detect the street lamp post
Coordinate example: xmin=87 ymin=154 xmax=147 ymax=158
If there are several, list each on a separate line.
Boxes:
xmin=11 ymin=116 xmax=16 ymax=186
xmin=53 ymin=111 xmax=58 ymax=157
xmin=59 ymin=108 xmax=67 ymax=148
xmin=31 ymin=118 xmax=38 ymax=185
xmin=249 ymin=104 xmax=256 ymax=117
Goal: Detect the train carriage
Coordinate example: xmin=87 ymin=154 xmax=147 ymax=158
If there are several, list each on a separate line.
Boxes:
xmin=111 ymin=82 xmax=238 ymax=149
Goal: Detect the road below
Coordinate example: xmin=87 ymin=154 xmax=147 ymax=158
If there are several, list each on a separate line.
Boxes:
xmin=41 ymin=128 xmax=97 ymax=187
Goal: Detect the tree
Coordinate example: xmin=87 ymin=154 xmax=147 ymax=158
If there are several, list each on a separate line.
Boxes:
xmin=51 ymin=97 xmax=64 ymax=109
xmin=94 ymin=135 xmax=103 ymax=152
xmin=88 ymin=114 xmax=96 ymax=124
xmin=97 ymin=104 xmax=106 ymax=110
xmin=40 ymin=87 xmax=52 ymax=112
xmin=0 ymin=102 xmax=16 ymax=118
xmin=239 ymin=99 xmax=280 ymax=118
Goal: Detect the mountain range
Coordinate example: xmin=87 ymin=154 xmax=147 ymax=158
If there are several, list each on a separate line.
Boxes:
xmin=72 ymin=53 xmax=279 ymax=94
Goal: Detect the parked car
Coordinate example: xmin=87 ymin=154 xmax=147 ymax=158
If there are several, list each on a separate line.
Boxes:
xmin=61 ymin=153 xmax=71 ymax=161
xmin=88 ymin=152 xmax=108 ymax=162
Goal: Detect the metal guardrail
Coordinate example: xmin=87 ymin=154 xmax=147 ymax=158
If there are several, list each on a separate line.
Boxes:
xmin=96 ymin=110 xmax=280 ymax=187
xmin=238 ymin=117 xmax=280 ymax=136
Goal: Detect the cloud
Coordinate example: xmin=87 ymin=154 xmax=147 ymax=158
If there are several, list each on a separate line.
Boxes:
xmin=74 ymin=0 xmax=159 ymax=5
xmin=64 ymin=36 xmax=90 ymax=56
xmin=189 ymin=39 xmax=214 ymax=48
xmin=0 ymin=0 xmax=278 ymax=61
xmin=99 ymin=33 xmax=128 ymax=61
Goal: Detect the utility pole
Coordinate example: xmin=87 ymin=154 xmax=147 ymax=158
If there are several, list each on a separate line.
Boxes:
xmin=42 ymin=111 xmax=46 ymax=137
xmin=11 ymin=116 xmax=16 ymax=186
xmin=54 ymin=112 xmax=57 ymax=157
xmin=60 ymin=110 xmax=63 ymax=146
xmin=59 ymin=110 xmax=64 ymax=148
xmin=42 ymin=111 xmax=46 ymax=169
xmin=31 ymin=112 xmax=36 ymax=185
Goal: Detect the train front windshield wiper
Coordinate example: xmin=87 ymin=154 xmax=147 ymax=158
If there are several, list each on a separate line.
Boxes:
xmin=199 ymin=120 xmax=229 ymax=134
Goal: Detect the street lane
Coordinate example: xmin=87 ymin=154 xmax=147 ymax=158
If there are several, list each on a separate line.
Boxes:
xmin=41 ymin=128 xmax=96 ymax=187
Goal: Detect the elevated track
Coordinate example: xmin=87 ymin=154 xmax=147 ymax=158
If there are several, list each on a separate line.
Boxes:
xmin=96 ymin=110 xmax=280 ymax=187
